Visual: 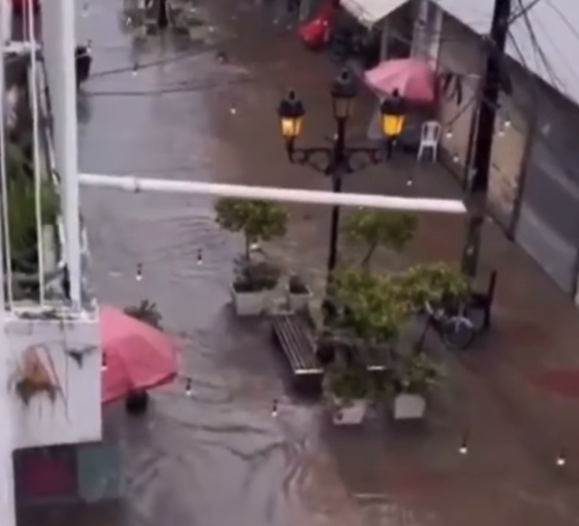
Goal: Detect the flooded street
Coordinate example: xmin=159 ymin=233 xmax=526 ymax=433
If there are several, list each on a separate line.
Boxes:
xmin=55 ymin=0 xmax=579 ymax=525
xmin=76 ymin=1 xmax=377 ymax=525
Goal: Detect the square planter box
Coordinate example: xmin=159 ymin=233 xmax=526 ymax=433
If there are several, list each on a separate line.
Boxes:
xmin=287 ymin=286 xmax=313 ymax=312
xmin=393 ymin=393 xmax=426 ymax=420
xmin=231 ymin=288 xmax=268 ymax=316
xmin=330 ymin=397 xmax=368 ymax=425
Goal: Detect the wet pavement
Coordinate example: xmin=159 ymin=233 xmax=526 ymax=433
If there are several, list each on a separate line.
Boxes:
xmin=28 ymin=0 xmax=579 ymax=524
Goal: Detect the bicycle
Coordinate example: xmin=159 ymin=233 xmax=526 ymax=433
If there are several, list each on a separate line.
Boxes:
xmin=421 ymin=300 xmax=475 ymax=351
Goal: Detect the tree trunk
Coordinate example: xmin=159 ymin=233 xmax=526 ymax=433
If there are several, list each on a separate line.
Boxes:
xmin=360 ymin=242 xmax=377 ymax=271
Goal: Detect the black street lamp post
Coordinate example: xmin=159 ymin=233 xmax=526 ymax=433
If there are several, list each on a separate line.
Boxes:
xmin=277 ymin=69 xmax=406 ymax=284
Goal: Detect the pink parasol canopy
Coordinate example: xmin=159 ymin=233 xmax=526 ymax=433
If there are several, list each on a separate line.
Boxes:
xmin=100 ymin=306 xmax=178 ymax=405
xmin=364 ymin=58 xmax=436 ymax=103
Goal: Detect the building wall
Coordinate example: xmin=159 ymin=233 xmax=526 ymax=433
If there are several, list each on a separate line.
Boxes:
xmin=6 ymin=313 xmax=102 ymax=449
xmin=433 ymin=4 xmax=579 ymax=297
xmin=15 ymin=441 xmax=121 ymax=505
xmin=514 ymin=79 xmax=579 ymax=294
xmin=436 ymin=9 xmax=528 ymax=228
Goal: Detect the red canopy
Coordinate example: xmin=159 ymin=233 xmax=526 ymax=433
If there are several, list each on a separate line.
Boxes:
xmin=100 ymin=306 xmax=178 ymax=404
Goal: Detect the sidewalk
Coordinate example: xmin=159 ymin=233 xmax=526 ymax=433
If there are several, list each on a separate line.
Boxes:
xmin=203 ymin=2 xmax=579 ymax=525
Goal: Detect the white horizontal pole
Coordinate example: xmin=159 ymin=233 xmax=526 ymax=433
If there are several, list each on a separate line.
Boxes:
xmin=79 ymin=173 xmax=467 ymax=214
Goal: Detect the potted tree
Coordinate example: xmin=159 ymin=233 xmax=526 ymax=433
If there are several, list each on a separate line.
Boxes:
xmin=215 ymin=198 xmax=288 ymax=316
xmin=287 ymin=273 xmax=312 ymax=312
xmin=342 ymin=209 xmax=418 ymax=271
xmin=326 ymin=263 xmax=462 ymax=422
xmin=390 ymin=350 xmax=443 ymax=420
xmin=323 ymin=269 xmax=403 ymax=425
xmin=325 ymin=360 xmax=377 ymax=425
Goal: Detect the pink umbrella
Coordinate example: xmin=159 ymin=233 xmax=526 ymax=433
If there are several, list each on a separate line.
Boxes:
xmin=100 ymin=306 xmax=178 ymax=405
xmin=364 ymin=58 xmax=436 ymax=103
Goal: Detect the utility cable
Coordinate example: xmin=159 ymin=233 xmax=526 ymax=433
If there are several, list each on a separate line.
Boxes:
xmin=513 ymin=0 xmax=575 ymax=96
xmin=507 ymin=0 xmax=542 ymax=24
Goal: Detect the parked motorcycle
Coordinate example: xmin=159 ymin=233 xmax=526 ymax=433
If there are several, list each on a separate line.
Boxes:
xmin=423 ymin=300 xmax=475 ymax=351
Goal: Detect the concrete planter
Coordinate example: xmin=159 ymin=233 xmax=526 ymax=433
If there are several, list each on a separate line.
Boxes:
xmin=287 ymin=286 xmax=313 ymax=312
xmin=231 ymin=287 xmax=268 ymax=316
xmin=393 ymin=393 xmax=426 ymax=420
xmin=331 ymin=396 xmax=368 ymax=425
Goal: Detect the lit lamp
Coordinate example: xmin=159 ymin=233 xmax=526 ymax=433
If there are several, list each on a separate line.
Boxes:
xmin=331 ymin=69 xmax=358 ymax=120
xmin=277 ymin=90 xmax=305 ymax=149
xmin=380 ymin=89 xmax=406 ymax=157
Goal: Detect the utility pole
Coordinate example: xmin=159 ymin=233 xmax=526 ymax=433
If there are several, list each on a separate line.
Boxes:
xmin=461 ymin=0 xmax=512 ymax=277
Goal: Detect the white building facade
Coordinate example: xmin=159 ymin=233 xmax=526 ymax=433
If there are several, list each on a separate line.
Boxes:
xmin=0 ymin=0 xmax=104 ymax=519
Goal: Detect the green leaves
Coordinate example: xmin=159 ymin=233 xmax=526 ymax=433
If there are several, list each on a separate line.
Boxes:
xmin=392 ymin=351 xmax=444 ymax=395
xmin=343 ymin=209 xmax=418 ymax=269
xmin=398 ymin=262 xmax=470 ymax=307
xmin=331 ymin=269 xmax=406 ymax=343
xmin=330 ymin=262 xmax=469 ymax=344
xmin=215 ymin=198 xmax=288 ymax=251
xmin=7 ymin=177 xmax=58 ymax=258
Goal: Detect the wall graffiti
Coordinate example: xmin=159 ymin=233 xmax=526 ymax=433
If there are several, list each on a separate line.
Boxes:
xmin=66 ymin=345 xmax=97 ymax=368
xmin=6 ymin=316 xmax=102 ymax=449
xmin=11 ymin=345 xmax=67 ymax=410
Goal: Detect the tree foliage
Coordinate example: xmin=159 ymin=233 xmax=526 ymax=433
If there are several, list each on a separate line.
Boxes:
xmin=214 ymin=198 xmax=288 ymax=258
xmin=7 ymin=174 xmax=59 ymax=259
xmin=342 ymin=209 xmax=418 ymax=269
xmin=329 ymin=262 xmax=468 ymax=344
xmin=326 ymin=262 xmax=465 ymax=397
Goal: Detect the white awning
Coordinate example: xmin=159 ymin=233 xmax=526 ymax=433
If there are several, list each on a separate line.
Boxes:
xmin=340 ymin=0 xmax=409 ymax=28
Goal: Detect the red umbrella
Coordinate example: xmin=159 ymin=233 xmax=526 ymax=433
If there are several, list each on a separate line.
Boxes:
xmin=364 ymin=58 xmax=436 ymax=103
xmin=100 ymin=306 xmax=178 ymax=405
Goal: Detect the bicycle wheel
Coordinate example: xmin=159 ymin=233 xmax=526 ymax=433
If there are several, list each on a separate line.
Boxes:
xmin=441 ymin=316 xmax=475 ymax=350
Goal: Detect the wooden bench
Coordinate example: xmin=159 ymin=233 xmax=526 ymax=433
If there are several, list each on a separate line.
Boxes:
xmin=271 ymin=313 xmax=323 ymax=393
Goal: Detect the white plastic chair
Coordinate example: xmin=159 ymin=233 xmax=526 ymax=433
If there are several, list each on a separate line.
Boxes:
xmin=417 ymin=121 xmax=442 ymax=162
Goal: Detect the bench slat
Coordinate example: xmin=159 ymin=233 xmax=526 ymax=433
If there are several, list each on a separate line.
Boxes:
xmin=272 ymin=314 xmax=322 ymax=375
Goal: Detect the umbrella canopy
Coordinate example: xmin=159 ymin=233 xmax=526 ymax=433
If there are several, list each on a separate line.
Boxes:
xmin=100 ymin=306 xmax=178 ymax=405
xmin=364 ymin=58 xmax=436 ymax=103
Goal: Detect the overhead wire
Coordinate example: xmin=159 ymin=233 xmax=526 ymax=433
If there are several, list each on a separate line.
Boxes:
xmin=507 ymin=27 xmax=579 ymax=183
xmin=513 ymin=0 xmax=576 ymax=97
xmin=507 ymin=0 xmax=542 ymax=24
